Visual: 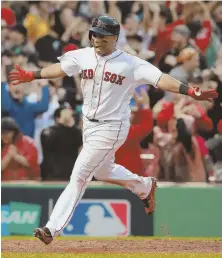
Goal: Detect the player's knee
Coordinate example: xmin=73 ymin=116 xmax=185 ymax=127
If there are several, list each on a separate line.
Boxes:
xmin=70 ymin=170 xmax=94 ymax=184
xmin=93 ymin=173 xmax=105 ymax=181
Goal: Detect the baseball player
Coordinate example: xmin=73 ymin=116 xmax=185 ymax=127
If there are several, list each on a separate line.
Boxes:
xmin=9 ymin=15 xmax=218 ymax=245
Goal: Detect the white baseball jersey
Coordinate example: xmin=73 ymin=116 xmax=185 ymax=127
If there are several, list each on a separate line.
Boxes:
xmin=46 ymin=47 xmax=159 ymax=237
xmin=58 ymin=47 xmax=162 ymax=121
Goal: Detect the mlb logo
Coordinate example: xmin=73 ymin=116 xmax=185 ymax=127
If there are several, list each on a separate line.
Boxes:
xmin=61 ymin=199 xmax=131 ymax=236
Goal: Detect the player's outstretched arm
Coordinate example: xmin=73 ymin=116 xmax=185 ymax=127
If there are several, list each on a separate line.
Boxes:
xmin=9 ymin=63 xmax=66 ymax=86
xmin=157 ymin=73 xmax=218 ymax=103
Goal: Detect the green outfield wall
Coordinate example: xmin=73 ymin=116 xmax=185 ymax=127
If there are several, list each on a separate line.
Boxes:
xmin=154 ymin=185 xmax=222 ymax=237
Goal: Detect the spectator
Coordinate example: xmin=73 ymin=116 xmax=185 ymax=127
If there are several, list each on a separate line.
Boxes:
xmin=24 ymin=1 xmax=52 ymax=42
xmin=126 ymin=34 xmax=155 ymax=62
xmin=142 ymin=2 xmax=175 ymax=65
xmin=57 ymin=6 xmax=85 ymax=47
xmin=163 ymin=48 xmax=200 ymax=101
xmin=170 ymin=47 xmax=200 ymax=84
xmin=40 ymin=104 xmax=82 ymax=181
xmin=206 ymin=120 xmax=222 ymax=182
xmin=1 ymin=7 xmax=16 ymax=53
xmin=155 ymin=92 xmax=213 ymax=134
xmin=8 ymin=24 xmax=36 ymax=58
xmin=107 ymin=1 xmax=137 ymax=55
xmin=2 ymin=48 xmax=37 ymax=78
xmin=9 ymin=2 xmax=29 ymax=24
xmin=210 ymin=2 xmax=222 ymax=42
xmin=168 ymin=2 xmax=213 ymax=54
xmin=159 ymin=25 xmax=208 ymax=73
xmin=124 ymin=13 xmax=141 ymax=37
xmin=202 ymin=48 xmax=222 ymax=139
xmin=27 ymin=81 xmax=60 ymax=164
xmin=204 ymin=2 xmax=222 ymax=66
xmin=1 ymin=117 xmax=40 ymax=181
xmin=35 ymin=25 xmax=63 ymax=66
xmin=1 ymin=7 xmax=16 ymax=27
xmin=59 ymin=45 xmax=83 ymax=108
xmin=155 ymin=115 xmax=206 ymax=182
xmin=115 ymin=88 xmax=153 ymax=176
xmin=1 ymin=81 xmax=49 ymax=137
xmin=83 ymin=1 xmax=106 ymax=21
xmin=1 ymin=7 xmax=16 ymax=50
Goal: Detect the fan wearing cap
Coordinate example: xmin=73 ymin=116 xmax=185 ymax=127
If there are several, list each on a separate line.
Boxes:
xmin=1 ymin=117 xmax=40 ymax=181
xmin=1 ymin=7 xmax=16 ymax=27
xmin=1 ymin=7 xmax=16 ymax=52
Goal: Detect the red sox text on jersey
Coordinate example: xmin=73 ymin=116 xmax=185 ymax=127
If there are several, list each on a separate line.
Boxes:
xmin=82 ymin=69 xmax=126 ymax=85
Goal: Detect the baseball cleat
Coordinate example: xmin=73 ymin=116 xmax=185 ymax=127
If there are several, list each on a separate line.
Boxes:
xmin=142 ymin=177 xmax=157 ymax=215
xmin=34 ymin=227 xmax=53 ymax=245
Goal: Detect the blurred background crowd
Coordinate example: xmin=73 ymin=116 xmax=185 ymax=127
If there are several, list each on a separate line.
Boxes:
xmin=1 ymin=1 xmax=222 ymax=183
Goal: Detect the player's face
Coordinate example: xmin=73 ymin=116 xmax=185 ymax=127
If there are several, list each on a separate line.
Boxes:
xmin=91 ymin=32 xmax=117 ymax=56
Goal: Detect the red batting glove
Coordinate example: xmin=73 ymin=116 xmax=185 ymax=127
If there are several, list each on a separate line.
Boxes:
xmin=8 ymin=64 xmax=34 ymax=85
xmin=188 ymin=87 xmax=218 ymax=103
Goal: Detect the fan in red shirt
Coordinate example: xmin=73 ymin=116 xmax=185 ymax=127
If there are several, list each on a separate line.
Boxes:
xmin=155 ymin=96 xmax=213 ymax=133
xmin=1 ymin=117 xmax=40 ymax=181
xmin=115 ymin=88 xmax=153 ymax=176
xmin=167 ymin=1 xmax=212 ymax=53
xmin=148 ymin=1 xmax=212 ymax=65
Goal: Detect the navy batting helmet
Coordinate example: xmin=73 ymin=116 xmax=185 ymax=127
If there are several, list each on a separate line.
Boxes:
xmin=89 ymin=15 xmax=120 ymax=40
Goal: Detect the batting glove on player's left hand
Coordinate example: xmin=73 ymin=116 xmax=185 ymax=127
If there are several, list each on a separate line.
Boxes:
xmin=8 ymin=64 xmax=34 ymax=85
xmin=188 ymin=87 xmax=218 ymax=103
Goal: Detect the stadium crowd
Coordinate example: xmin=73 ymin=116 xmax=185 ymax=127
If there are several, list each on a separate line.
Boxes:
xmin=1 ymin=1 xmax=222 ymax=183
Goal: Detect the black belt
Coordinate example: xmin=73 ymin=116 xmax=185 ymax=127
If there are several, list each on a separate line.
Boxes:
xmin=86 ymin=117 xmax=118 ymax=123
xmin=88 ymin=118 xmax=101 ymax=122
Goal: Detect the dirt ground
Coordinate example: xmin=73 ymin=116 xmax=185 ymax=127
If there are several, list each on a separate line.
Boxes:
xmin=2 ymin=239 xmax=222 ymax=254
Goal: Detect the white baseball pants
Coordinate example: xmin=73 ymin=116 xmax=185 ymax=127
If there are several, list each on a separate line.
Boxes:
xmin=46 ymin=118 xmax=153 ymax=237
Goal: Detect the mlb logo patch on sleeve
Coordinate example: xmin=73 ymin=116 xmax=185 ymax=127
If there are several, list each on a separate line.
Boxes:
xmin=61 ymin=200 xmax=131 ymax=236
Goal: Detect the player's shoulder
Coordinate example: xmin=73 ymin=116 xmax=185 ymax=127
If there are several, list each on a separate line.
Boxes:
xmin=62 ymin=47 xmax=93 ymax=57
xmin=118 ymin=50 xmax=139 ymax=64
xmin=121 ymin=52 xmax=148 ymax=67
